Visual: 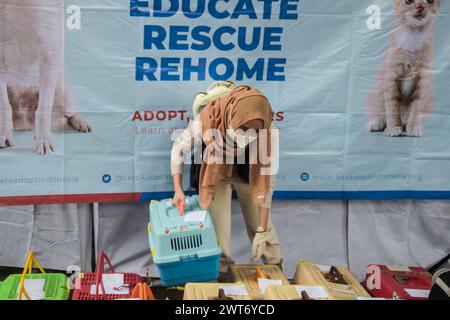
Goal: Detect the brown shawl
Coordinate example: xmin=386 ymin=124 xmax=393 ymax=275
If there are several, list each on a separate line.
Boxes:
xmin=198 ymin=85 xmax=274 ymax=208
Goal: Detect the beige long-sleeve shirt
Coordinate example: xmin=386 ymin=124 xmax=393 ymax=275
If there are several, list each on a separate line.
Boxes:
xmin=171 ymin=121 xmax=276 ymax=208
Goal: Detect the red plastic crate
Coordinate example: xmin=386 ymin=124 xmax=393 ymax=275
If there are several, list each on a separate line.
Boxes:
xmin=72 ymin=251 xmax=141 ymax=300
xmin=364 ymin=264 xmax=432 ymax=300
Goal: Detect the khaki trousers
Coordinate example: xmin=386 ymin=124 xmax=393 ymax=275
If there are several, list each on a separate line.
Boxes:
xmin=208 ymin=171 xmax=283 ymax=273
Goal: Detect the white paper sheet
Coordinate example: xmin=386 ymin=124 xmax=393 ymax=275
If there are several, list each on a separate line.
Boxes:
xmin=219 ymin=285 xmax=249 ymax=297
xmin=387 ymin=265 xmax=411 ymax=272
xmin=405 ymin=288 xmax=430 ymax=299
xmin=184 ymin=210 xmax=207 ymax=223
xmin=295 ymin=285 xmax=330 ymax=299
xmin=90 ymin=274 xmax=129 ymax=295
xmin=258 ymin=278 xmax=282 ymax=294
xmin=17 ymin=279 xmax=46 ymax=300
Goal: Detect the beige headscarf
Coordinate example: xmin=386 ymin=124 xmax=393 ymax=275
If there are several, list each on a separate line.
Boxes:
xmin=198 ymin=85 xmax=274 ymax=208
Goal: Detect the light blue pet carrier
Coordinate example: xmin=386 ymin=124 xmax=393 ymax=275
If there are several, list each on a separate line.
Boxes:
xmin=148 ymin=195 xmax=221 ymax=286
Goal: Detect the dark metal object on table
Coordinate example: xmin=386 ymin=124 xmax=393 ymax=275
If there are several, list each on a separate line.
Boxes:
xmin=325 ymin=266 xmax=348 ymax=285
xmin=209 ymin=289 xmax=234 ymax=300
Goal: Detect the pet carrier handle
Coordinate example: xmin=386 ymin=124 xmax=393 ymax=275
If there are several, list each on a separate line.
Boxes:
xmin=97 ymin=251 xmax=116 ymax=273
xmin=325 ymin=266 xmax=348 ymax=285
xmin=433 ymin=268 xmax=450 ymax=297
xmin=94 ymin=251 xmax=116 ymax=299
xmin=131 ymin=283 xmax=155 ymax=300
xmin=18 ymin=251 xmax=46 ymax=300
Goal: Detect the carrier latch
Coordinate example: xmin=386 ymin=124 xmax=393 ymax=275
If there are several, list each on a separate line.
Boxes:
xmin=180 ymin=254 xmax=199 ymax=262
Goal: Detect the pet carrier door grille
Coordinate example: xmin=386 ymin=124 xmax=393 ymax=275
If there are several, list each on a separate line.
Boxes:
xmin=171 ymin=234 xmax=203 ymax=251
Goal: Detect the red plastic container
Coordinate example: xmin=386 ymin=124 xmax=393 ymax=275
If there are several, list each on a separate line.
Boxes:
xmin=72 ymin=251 xmax=141 ymax=300
xmin=364 ymin=264 xmax=432 ymax=300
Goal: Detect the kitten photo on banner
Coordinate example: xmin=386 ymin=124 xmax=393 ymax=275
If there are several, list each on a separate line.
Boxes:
xmin=366 ymin=0 xmax=440 ymax=137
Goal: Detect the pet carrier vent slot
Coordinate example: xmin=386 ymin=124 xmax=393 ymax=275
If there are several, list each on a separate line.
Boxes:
xmin=170 ymin=234 xmax=203 ymax=251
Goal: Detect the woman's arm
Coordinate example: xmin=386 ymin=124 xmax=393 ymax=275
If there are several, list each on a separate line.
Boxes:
xmin=171 ymin=121 xmax=195 ymax=208
xmin=173 ymin=173 xmax=184 ymax=192
xmin=251 ymin=174 xmax=276 ymax=262
xmin=257 ymin=174 xmax=276 ymax=231
xmin=172 ymin=174 xmax=185 ymax=209
xmin=258 ymin=207 xmax=269 ymax=231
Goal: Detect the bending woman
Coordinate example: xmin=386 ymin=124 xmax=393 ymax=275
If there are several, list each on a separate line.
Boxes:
xmin=171 ymin=83 xmax=283 ymax=273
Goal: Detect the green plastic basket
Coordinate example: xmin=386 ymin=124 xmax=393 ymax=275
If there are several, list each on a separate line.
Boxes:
xmin=0 ymin=251 xmax=69 ymax=301
xmin=0 ymin=273 xmax=69 ymax=300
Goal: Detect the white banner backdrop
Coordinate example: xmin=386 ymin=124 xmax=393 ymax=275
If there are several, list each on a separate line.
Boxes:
xmin=2 ymin=1 xmax=450 ymax=205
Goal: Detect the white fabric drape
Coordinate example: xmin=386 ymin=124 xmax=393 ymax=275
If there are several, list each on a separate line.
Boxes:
xmin=0 ymin=204 xmax=93 ymax=272
xmin=95 ymin=199 xmax=449 ymax=280
xmin=0 ymin=200 xmax=448 ymax=281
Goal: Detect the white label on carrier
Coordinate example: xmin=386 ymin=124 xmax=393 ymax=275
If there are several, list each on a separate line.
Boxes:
xmin=90 ymin=274 xmax=129 ymax=295
xmin=295 ymin=285 xmax=330 ymax=299
xmin=405 ymin=289 xmax=430 ymax=299
xmin=387 ymin=265 xmax=411 ymax=272
xmin=17 ymin=279 xmax=46 ymax=300
xmin=219 ymin=285 xmax=249 ymax=297
xmin=258 ymin=278 xmax=283 ymax=294
xmin=184 ymin=210 xmax=207 ymax=223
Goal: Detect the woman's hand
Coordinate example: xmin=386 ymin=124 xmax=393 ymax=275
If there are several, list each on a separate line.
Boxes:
xmin=173 ymin=189 xmax=186 ymax=211
xmin=172 ymin=174 xmax=186 ymax=211
xmin=251 ymin=227 xmax=268 ymax=262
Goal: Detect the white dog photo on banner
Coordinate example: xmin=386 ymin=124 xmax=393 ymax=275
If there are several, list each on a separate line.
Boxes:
xmin=0 ymin=0 xmax=90 ymax=155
